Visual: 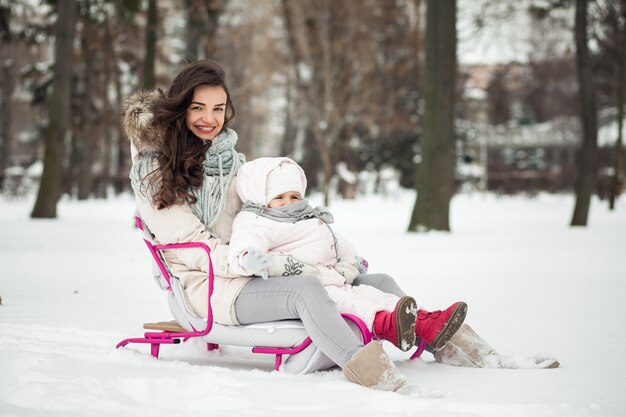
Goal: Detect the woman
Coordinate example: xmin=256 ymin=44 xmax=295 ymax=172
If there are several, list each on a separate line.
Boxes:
xmin=125 ymin=60 xmax=423 ymax=393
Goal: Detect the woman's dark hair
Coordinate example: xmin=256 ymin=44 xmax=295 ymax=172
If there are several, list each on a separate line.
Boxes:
xmin=152 ymin=59 xmax=236 ymax=209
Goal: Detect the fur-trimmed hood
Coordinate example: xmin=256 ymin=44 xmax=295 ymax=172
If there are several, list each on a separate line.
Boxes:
xmin=121 ymin=89 xmax=165 ymax=151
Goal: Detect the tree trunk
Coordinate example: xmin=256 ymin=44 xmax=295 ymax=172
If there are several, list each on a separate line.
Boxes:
xmin=184 ymin=0 xmax=224 ymax=62
xmin=113 ymin=52 xmax=129 ymax=194
xmin=99 ymin=47 xmax=114 ymax=199
xmin=408 ymin=0 xmax=457 ymax=232
xmin=280 ymin=78 xmax=298 ymax=157
xmin=31 ymin=0 xmax=77 ymax=218
xmin=413 ymin=0 xmax=423 ymax=90
xmin=77 ymin=24 xmax=95 ymax=200
xmin=280 ymin=0 xmax=361 ymax=205
xmin=571 ymin=0 xmax=599 ymax=226
xmin=0 ymin=59 xmax=13 ymax=191
xmin=312 ymin=125 xmax=334 ymax=207
xmin=143 ymin=0 xmax=157 ymax=89
xmin=609 ymin=0 xmax=626 ymax=210
xmin=280 ymin=0 xmax=306 ymax=161
xmin=184 ymin=0 xmax=202 ymax=62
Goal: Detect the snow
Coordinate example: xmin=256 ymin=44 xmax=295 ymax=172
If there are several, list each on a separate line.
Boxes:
xmin=457 ymin=0 xmax=534 ymax=65
xmin=1 ymin=191 xmax=625 ymax=417
xmin=598 ymin=119 xmax=626 ymax=148
xmin=457 ymin=0 xmax=573 ymax=65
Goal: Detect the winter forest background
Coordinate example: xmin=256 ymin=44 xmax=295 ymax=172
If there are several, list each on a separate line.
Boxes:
xmin=1 ymin=1 xmax=626 ymax=416
xmin=0 ymin=0 xmax=624 ymax=225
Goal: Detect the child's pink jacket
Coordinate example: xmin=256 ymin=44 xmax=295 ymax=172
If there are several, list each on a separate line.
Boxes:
xmin=228 ymin=157 xmax=356 ymax=286
xmin=229 ymin=157 xmax=402 ymax=329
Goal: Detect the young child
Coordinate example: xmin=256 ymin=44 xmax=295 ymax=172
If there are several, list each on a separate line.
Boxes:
xmin=229 ymin=157 xmax=465 ymax=352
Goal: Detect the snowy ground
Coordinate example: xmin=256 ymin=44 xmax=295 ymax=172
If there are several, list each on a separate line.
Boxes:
xmin=1 ymin=191 xmax=625 ymax=417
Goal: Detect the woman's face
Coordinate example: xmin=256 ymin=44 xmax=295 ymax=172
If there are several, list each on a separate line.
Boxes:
xmin=185 ymin=84 xmax=227 ymax=141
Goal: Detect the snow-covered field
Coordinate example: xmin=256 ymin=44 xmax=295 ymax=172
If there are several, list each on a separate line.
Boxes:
xmin=1 ymin=192 xmax=625 ymax=417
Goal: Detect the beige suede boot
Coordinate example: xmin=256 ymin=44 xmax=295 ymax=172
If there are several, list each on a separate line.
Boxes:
xmin=343 ymin=341 xmax=412 ymax=393
xmin=433 ymin=324 xmax=495 ymax=367
xmin=434 ymin=324 xmax=559 ymax=369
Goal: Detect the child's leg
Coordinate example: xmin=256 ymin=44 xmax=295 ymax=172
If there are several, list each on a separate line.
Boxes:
xmin=235 ymin=275 xmax=363 ymax=367
xmin=236 ymin=275 xmax=414 ymax=391
xmin=353 ymin=273 xmax=467 ymax=353
xmin=325 ymin=285 xmax=417 ymax=352
xmin=352 ymin=273 xmax=407 ymax=297
xmin=324 ymin=285 xmax=398 ymax=329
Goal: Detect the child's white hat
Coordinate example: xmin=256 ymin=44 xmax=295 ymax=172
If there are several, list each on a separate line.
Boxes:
xmin=265 ymin=162 xmax=305 ymax=204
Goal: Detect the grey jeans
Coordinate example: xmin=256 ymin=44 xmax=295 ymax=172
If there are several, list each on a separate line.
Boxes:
xmin=352 ymin=273 xmax=407 ymax=297
xmin=234 ymin=272 xmax=405 ymax=367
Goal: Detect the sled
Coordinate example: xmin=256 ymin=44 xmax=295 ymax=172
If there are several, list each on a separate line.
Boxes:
xmin=116 ymin=214 xmax=373 ymax=374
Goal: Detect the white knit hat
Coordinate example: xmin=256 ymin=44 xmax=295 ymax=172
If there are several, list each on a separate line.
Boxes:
xmin=265 ymin=162 xmax=305 ymax=204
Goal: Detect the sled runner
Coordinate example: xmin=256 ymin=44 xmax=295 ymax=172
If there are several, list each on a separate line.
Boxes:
xmin=116 ymin=214 xmax=373 ymax=374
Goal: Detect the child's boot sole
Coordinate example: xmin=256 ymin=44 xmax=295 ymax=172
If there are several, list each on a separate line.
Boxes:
xmin=395 ymin=296 xmax=418 ymax=352
xmin=431 ymin=302 xmax=468 ymax=352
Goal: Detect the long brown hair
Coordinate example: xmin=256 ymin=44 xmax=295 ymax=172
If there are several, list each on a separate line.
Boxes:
xmin=152 ymin=60 xmax=236 ymax=209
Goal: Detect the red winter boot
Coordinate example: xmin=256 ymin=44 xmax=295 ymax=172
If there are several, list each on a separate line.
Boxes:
xmin=373 ymin=296 xmax=418 ymax=352
xmin=415 ymin=302 xmax=468 ymax=352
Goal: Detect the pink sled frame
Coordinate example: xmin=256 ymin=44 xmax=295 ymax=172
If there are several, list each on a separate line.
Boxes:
xmin=116 ymin=216 xmax=416 ymax=371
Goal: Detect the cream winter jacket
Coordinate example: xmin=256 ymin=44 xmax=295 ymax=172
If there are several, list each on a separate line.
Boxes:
xmin=229 ymin=157 xmax=358 ymax=286
xmin=123 ymin=90 xmax=250 ymax=325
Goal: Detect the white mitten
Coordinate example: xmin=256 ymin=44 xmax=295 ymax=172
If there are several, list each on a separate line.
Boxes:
xmin=240 ymin=248 xmax=271 ymax=279
xmin=354 ymin=256 xmax=369 ymax=274
xmin=266 ymin=254 xmax=321 ymax=278
xmin=334 ymin=261 xmax=360 ymax=284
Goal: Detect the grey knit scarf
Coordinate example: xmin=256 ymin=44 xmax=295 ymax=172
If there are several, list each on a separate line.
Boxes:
xmin=240 ymin=199 xmax=335 ymax=224
xmin=129 ymin=128 xmax=245 ymax=231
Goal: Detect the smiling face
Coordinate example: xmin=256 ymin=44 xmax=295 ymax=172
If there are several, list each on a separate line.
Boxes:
xmin=185 ymin=84 xmax=227 ymax=141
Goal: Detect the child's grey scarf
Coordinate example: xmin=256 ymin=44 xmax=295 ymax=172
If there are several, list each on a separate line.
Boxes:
xmin=129 ymin=128 xmax=245 ymax=230
xmin=241 ymin=199 xmax=335 ymax=224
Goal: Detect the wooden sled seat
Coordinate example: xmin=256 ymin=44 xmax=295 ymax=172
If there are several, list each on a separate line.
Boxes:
xmin=143 ymin=321 xmax=186 ymax=332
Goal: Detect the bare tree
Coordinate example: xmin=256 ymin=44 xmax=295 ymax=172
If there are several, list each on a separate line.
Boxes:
xmin=408 ymin=0 xmax=457 ymax=232
xmin=280 ymin=0 xmax=346 ymax=205
xmin=143 ymin=0 xmax=157 ymax=89
xmin=571 ymin=0 xmax=599 ymax=226
xmin=0 ymin=59 xmax=12 ymax=191
xmin=486 ymin=68 xmax=511 ymax=125
xmin=280 ymin=0 xmax=388 ymax=205
xmin=111 ymin=1 xmax=143 ymax=194
xmin=184 ymin=0 xmax=226 ymax=62
xmin=74 ymin=23 xmax=99 ymax=200
xmin=31 ymin=0 xmax=77 ymax=218
xmin=212 ymin=0 xmax=285 ymax=159
xmin=73 ymin=10 xmax=110 ymax=200
xmin=0 ymin=5 xmax=13 ymax=191
xmin=609 ymin=0 xmax=626 ymax=210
